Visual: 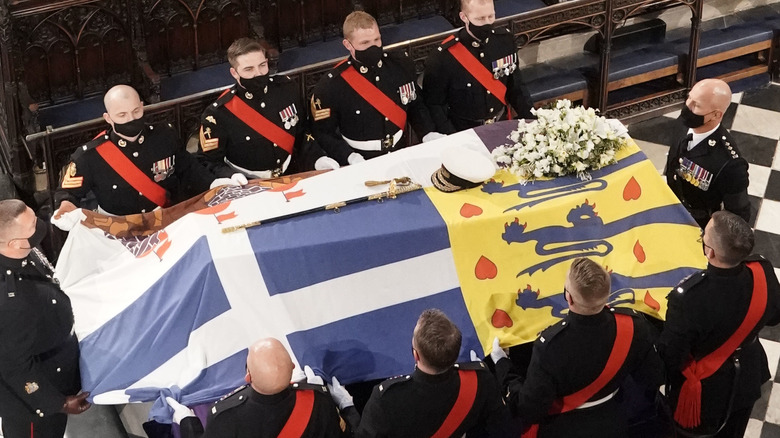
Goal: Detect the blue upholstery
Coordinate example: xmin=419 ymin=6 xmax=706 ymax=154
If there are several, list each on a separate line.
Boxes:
xmin=159 ymin=63 xmax=233 ymax=101
xmin=494 ymin=0 xmax=547 ymax=19
xmin=672 ymin=24 xmax=774 ymax=58
xmin=604 ymin=48 xmax=678 ymax=82
xmin=381 ymin=16 xmax=453 ymax=45
xmin=38 ymin=96 xmax=105 ymax=129
xmin=522 ymin=63 xmax=588 ymax=102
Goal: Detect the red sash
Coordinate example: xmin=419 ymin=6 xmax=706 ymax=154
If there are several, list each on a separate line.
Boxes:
xmin=444 ymin=36 xmax=508 ymax=106
xmin=431 ymin=369 xmax=479 ymax=438
xmin=94 ymin=140 xmax=168 ymax=207
xmin=278 ymin=389 xmax=315 ymax=438
xmin=674 ymin=261 xmax=768 ymax=429
xmin=523 ymin=313 xmax=634 ymax=438
xmin=223 ymin=96 xmax=295 ymax=154
xmin=339 ymin=65 xmax=407 ymax=130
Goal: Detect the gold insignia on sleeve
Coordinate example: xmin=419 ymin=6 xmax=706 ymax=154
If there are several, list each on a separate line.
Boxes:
xmin=200 ymin=126 xmax=219 ymax=152
xmin=310 ymin=96 xmax=331 ymax=121
xmin=61 ymin=162 xmax=84 ymax=189
xmin=206 ymin=115 xmax=217 ymax=125
xmin=25 ymin=382 xmax=39 ymax=394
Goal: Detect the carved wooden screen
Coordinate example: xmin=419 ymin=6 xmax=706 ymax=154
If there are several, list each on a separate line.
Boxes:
xmin=141 ymin=0 xmax=251 ymax=75
xmin=15 ymin=2 xmax=134 ymax=105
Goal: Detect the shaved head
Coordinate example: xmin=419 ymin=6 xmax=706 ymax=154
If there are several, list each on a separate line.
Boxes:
xmin=684 ymin=78 xmax=732 ymax=133
xmin=246 ymin=338 xmax=295 ymax=395
xmin=102 ymin=85 xmax=144 ymax=136
xmin=103 ymin=85 xmax=141 ymax=114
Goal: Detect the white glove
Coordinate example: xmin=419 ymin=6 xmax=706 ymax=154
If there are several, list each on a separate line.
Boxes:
xmin=51 ymin=207 xmax=86 ymax=232
xmin=230 ymin=173 xmax=248 ymax=185
xmin=327 ymin=376 xmax=354 ymax=409
xmin=347 ymin=152 xmax=365 ymax=165
xmin=304 ymin=365 xmax=324 ymax=385
xmin=490 ymin=336 xmax=508 ymax=363
xmin=314 ymin=156 xmax=340 ymax=171
xmin=470 ymin=350 xmax=481 ymax=362
xmin=422 ymin=132 xmax=447 ymax=143
xmin=165 ymin=397 xmax=194 ymax=425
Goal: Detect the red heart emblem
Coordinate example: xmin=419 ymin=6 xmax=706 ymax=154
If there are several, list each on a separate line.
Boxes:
xmin=633 ymin=240 xmax=646 ymax=263
xmin=460 ymin=203 xmax=483 ymax=218
xmin=643 ymin=291 xmax=660 ymax=312
xmin=491 ymin=309 xmax=513 ymax=328
xmin=475 ymin=256 xmax=497 ymax=280
xmin=623 ymin=176 xmax=641 ymax=201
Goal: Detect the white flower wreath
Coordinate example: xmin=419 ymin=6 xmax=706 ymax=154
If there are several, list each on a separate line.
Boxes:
xmin=492 ymin=99 xmax=628 ymax=181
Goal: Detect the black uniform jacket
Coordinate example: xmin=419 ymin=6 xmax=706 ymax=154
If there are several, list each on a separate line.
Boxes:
xmin=422 ymin=26 xmax=534 ymax=134
xmin=657 ymin=256 xmax=780 ymax=432
xmin=198 ymin=78 xmax=325 ymax=178
xmin=180 ymin=383 xmax=346 ymax=438
xmin=55 ymin=123 xmax=215 ymax=216
xmin=310 ymin=51 xmax=435 ymax=164
xmin=664 ymin=124 xmax=750 ymax=227
xmin=0 ymin=250 xmax=81 ymax=421
xmin=495 ymin=307 xmax=664 ymax=438
xmin=354 ymin=361 xmax=512 ymax=437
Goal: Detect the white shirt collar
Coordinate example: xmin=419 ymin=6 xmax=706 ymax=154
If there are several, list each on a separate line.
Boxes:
xmin=688 ymin=124 xmax=720 ymax=151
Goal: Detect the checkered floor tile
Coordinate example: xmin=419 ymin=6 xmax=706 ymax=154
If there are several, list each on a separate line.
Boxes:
xmin=628 ymin=83 xmax=780 ymax=438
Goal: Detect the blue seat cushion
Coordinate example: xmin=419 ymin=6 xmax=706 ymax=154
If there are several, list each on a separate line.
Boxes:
xmin=277 ymin=38 xmax=346 ymax=72
xmin=605 ymin=48 xmax=678 ymax=82
xmin=37 ymin=96 xmax=105 ymax=128
xmin=672 ymin=25 xmax=773 ymax=58
xmin=522 ymin=64 xmax=587 ymax=102
xmin=159 ymin=62 xmax=234 ymax=101
xmin=381 ymin=16 xmax=453 ymax=45
xmin=494 ymin=0 xmax=547 ymax=19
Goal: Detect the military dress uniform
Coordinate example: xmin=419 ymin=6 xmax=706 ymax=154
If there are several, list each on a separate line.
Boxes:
xmin=310 ymin=52 xmax=435 ymax=164
xmin=665 ymin=125 xmax=750 ymax=229
xmin=494 ymin=307 xmax=664 ymax=438
xmin=657 ymin=256 xmax=780 ymax=436
xmin=198 ymin=77 xmax=325 ymax=179
xmin=55 ymin=124 xmax=215 ymax=216
xmin=179 ymin=382 xmax=347 ymax=438
xmin=422 ymin=27 xmax=534 ymax=134
xmin=0 ymin=250 xmax=81 ymax=438
xmin=354 ymin=361 xmax=512 ymax=437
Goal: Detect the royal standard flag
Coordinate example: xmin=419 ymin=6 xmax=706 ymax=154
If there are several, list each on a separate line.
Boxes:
xmin=54 ymin=121 xmax=704 ymax=418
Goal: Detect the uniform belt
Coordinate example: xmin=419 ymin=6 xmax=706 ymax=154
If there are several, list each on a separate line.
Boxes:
xmin=452 ymin=108 xmax=506 ymax=125
xmin=33 ymin=332 xmax=76 ymax=363
xmin=342 ymin=130 xmax=403 ymax=152
xmin=576 ymin=388 xmax=618 ymax=409
xmin=224 ymin=156 xmax=290 ymax=179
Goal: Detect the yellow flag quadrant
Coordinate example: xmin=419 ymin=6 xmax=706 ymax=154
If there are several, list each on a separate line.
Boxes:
xmin=426 ymin=140 xmax=707 ymax=352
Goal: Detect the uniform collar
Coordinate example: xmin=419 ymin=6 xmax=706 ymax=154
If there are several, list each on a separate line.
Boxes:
xmin=0 ymin=251 xmax=27 ymax=271
xmin=249 ymin=386 xmax=293 ymax=404
xmin=458 ymin=27 xmax=482 ymax=48
xmin=688 ymin=123 xmax=720 ymax=150
xmin=348 ymin=57 xmax=383 ymax=74
xmin=108 ymin=127 xmax=147 ymax=148
xmin=566 ymin=307 xmax=611 ymax=325
xmin=706 ymin=262 xmax=744 ymax=277
xmin=412 ymin=365 xmax=456 ymax=383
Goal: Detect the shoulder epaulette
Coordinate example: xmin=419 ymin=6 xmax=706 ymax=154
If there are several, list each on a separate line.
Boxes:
xmin=672 ymin=270 xmax=707 ymax=295
xmin=440 ymin=35 xmax=458 ymax=49
xmin=209 ymin=385 xmax=250 ymax=418
xmin=608 ymin=307 xmax=640 ymax=317
xmin=325 ymin=58 xmax=351 ymax=79
xmin=269 ymin=74 xmax=293 ymax=84
xmin=212 ymin=87 xmax=238 ymax=108
xmin=376 ymin=374 xmax=412 ymax=396
xmin=71 ymin=133 xmax=108 ymax=159
xmin=490 ymin=26 xmax=512 ymax=36
xmin=290 ymin=381 xmax=329 ymax=394
xmin=745 ymin=254 xmax=768 ymax=263
xmin=453 ymin=361 xmax=490 ymax=372
xmin=538 ymin=318 xmax=568 ymax=344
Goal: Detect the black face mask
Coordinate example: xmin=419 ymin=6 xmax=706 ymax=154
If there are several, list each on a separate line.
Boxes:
xmin=14 ymin=218 xmax=47 ymax=250
xmin=468 ymin=22 xmax=493 ymax=41
xmin=679 ymin=105 xmax=714 ymax=129
xmin=353 ymin=45 xmax=383 ymax=66
xmin=112 ymin=116 xmax=146 ymax=137
xmin=240 ymin=74 xmax=270 ymax=93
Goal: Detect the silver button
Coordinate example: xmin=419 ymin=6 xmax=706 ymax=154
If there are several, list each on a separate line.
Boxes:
xmin=246 ymin=136 xmax=251 ymax=141
xmin=356 ymin=110 xmax=361 ymax=114
xmin=487 ymin=90 xmax=491 ymax=95
xmin=466 ymin=83 xmax=472 ymax=87
xmin=6 ymin=270 xmax=10 ymax=275
xmin=384 ymin=117 xmax=389 ymax=121
xmin=141 ymin=209 xmax=146 ymax=213
xmin=480 ymin=53 xmax=484 ymax=58
xmin=132 ymin=152 xmax=139 ymax=157
xmin=51 ymin=299 xmax=56 ymax=304
xmin=112 ymin=185 xmax=117 ymax=189
xmin=138 ymin=191 xmax=143 ymax=196
xmin=375 ymin=76 xmax=380 ymax=82
xmin=56 ymin=368 xmax=61 ymax=372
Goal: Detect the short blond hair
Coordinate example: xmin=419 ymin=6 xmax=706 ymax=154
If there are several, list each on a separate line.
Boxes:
xmin=343 ymin=11 xmax=377 ymax=39
xmin=568 ymin=258 xmax=610 ymax=310
xmin=460 ymin=0 xmax=492 ymax=12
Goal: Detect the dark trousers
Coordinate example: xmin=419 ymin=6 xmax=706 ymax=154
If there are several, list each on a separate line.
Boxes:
xmin=2 ymin=414 xmax=67 ymax=438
